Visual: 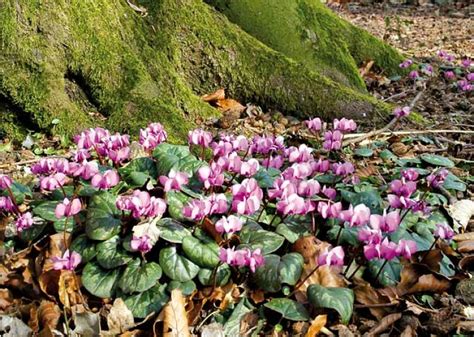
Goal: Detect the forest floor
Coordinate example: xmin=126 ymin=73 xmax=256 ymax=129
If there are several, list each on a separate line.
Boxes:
xmin=0 ymin=3 xmax=473 ymax=337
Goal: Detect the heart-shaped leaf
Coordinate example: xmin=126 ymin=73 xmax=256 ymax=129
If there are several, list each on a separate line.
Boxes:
xmin=86 ymin=192 xmax=122 ymax=241
xmin=253 ymin=253 xmax=304 ymax=292
xmin=367 ymin=259 xmax=401 ymax=286
xmin=307 ymin=284 xmax=354 ymax=324
xmin=167 ymin=280 xmax=197 ymax=296
xmin=119 ymin=259 xmax=162 ymax=294
xmin=276 ymin=219 xmax=311 ymax=243
xmin=33 ymin=201 xmax=61 ymax=222
xmin=70 ymin=234 xmax=97 ymax=263
xmin=153 ymin=143 xmax=203 ymax=176
xmin=198 ymin=264 xmax=231 ymax=286
xmin=159 ymin=247 xmax=200 ymax=282
xmin=157 ymin=218 xmax=192 ymax=243
xmin=166 ymin=191 xmax=191 ymax=221
xmin=124 ymin=284 xmax=169 ymax=318
xmin=223 ymin=298 xmax=254 ymax=337
xmin=118 ymin=157 xmax=158 ymax=187
xmin=420 ymin=154 xmax=454 ymax=168
xmin=239 ymin=227 xmax=285 ymax=255
xmin=2 ymin=182 xmax=32 ymax=204
xmin=354 ymin=147 xmax=373 ymax=157
xmin=264 ymin=298 xmax=309 ymax=321
xmin=96 ymin=236 xmax=133 ymax=269
xmin=341 ymin=189 xmax=383 ymax=214
xmin=182 ymin=236 xmax=220 ymax=268
xmin=82 ymin=262 xmax=121 ymax=298
xmin=253 ymin=168 xmax=281 ymax=188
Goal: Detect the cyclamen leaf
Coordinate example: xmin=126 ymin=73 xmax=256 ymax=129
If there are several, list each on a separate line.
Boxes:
xmin=264 ymin=298 xmax=310 ymax=321
xmin=124 ymin=284 xmax=169 ymax=318
xmin=82 ymin=262 xmax=120 ymax=299
xmin=420 ymin=154 xmax=455 ymax=168
xmin=223 ymin=298 xmax=254 ymax=337
xmin=167 ymin=280 xmax=197 ymax=296
xmin=182 ymin=236 xmax=220 ymax=268
xmin=239 ymin=227 xmax=285 ymax=255
xmin=153 ymin=143 xmax=203 ymax=176
xmin=159 ymin=247 xmax=200 ymax=282
xmin=118 ymin=157 xmax=158 ymax=187
xmin=157 ymin=218 xmax=192 ymax=243
xmin=119 ymin=259 xmax=162 ymax=294
xmin=253 ymin=253 xmax=304 ymax=292
xmin=307 ymin=284 xmax=354 ymax=324
xmin=96 ymin=236 xmax=133 ymax=269
xmin=198 ymin=264 xmax=231 ymax=287
xmin=86 ymin=192 xmax=122 ymax=241
xmin=70 ymin=234 xmax=97 ymax=263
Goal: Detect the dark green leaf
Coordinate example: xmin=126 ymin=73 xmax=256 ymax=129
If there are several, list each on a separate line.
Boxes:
xmin=198 ymin=264 xmax=231 ymax=286
xmin=239 ymin=227 xmax=284 ymax=255
xmin=443 ymin=173 xmax=466 ymax=191
xmin=96 ymin=236 xmax=133 ymax=269
xmin=253 ymin=253 xmax=304 ymax=292
xmin=166 ymin=191 xmax=190 ymax=221
xmin=33 ymin=201 xmax=60 ymax=222
xmin=254 ymin=168 xmax=281 ymax=188
xmin=328 ymin=225 xmax=359 ymax=246
xmin=118 ymin=157 xmax=157 ymax=187
xmin=182 ymin=236 xmax=220 ymax=268
xmin=86 ymin=192 xmax=122 ymax=241
xmin=70 ymin=234 xmax=97 ymax=263
xmin=276 ymin=219 xmax=310 ymax=243
xmin=341 ymin=190 xmax=383 ymax=214
xmin=307 ymin=284 xmax=354 ymax=324
xmin=82 ymin=262 xmax=120 ymax=298
xmin=264 ymin=298 xmax=309 ymax=321
xmin=354 ymin=147 xmax=373 ymax=157
xmin=157 ymin=218 xmax=192 ymax=243
xmin=223 ymin=298 xmax=254 ymax=337
xmin=167 ymin=280 xmax=196 ymax=296
xmin=367 ymin=259 xmax=401 ymax=286
xmin=159 ymin=247 xmax=200 ymax=282
xmin=124 ymin=284 xmax=169 ymax=318
xmin=153 ymin=143 xmax=203 ymax=176
xmin=315 ymin=174 xmax=341 ymax=184
xmin=119 ymin=259 xmax=162 ymax=294
xmin=420 ymin=154 xmax=454 ymax=168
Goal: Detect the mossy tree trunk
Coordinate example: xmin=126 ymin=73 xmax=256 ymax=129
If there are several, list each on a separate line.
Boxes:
xmin=0 ymin=0 xmax=403 ymax=141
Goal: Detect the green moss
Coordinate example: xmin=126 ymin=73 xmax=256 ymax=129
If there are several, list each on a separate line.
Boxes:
xmin=1 ymin=0 xmax=396 ymax=142
xmin=206 ymin=0 xmax=404 ymax=90
xmin=408 ymin=111 xmax=426 ymax=124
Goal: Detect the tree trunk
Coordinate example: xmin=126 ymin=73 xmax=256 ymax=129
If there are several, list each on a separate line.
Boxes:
xmin=0 ymin=0 xmax=403 ymax=141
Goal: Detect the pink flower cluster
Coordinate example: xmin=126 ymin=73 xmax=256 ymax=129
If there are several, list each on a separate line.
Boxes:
xmin=130 ymin=235 xmax=153 ymax=253
xmin=426 ymin=168 xmax=449 ymax=189
xmin=0 ymin=196 xmax=15 ymax=213
xmin=188 ymin=129 xmax=213 ymax=148
xmin=140 ymin=122 xmax=168 ymax=151
xmin=15 ymin=212 xmax=34 ymax=232
xmin=116 ymin=190 xmax=166 ymax=218
xmin=215 ymin=215 xmax=243 ymax=234
xmin=219 ymin=247 xmax=264 ymax=272
xmin=434 ymin=223 xmax=454 ymax=241
xmin=183 ymin=193 xmax=228 ymax=221
xmin=399 ymin=59 xmax=413 ymax=68
xmin=74 ymin=127 xmax=130 ymax=164
xmin=55 ymin=198 xmax=82 ymax=218
xmin=317 ymin=246 xmax=345 ymax=267
xmin=393 ymin=106 xmax=411 ymax=118
xmin=52 ymin=250 xmax=81 ymax=271
xmin=231 ymin=178 xmax=263 ymax=215
xmin=159 ymin=170 xmax=189 ymax=192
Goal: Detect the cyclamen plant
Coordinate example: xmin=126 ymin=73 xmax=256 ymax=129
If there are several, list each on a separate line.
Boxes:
xmin=0 ymin=110 xmax=460 ymax=324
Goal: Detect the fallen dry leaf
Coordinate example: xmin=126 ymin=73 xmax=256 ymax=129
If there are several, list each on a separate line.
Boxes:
xmin=37 ymin=300 xmax=61 ymax=330
xmin=459 ymin=255 xmax=474 ymax=272
xmin=353 ymin=279 xmax=393 ymax=320
xmin=163 ymin=289 xmax=191 ymax=337
xmin=240 ymin=312 xmax=259 ymax=336
xmin=216 ymin=98 xmax=245 ymax=114
xmin=39 ymin=269 xmax=61 ymax=299
xmin=366 ymin=313 xmax=402 ymax=337
xmin=448 ymin=199 xmax=474 ymax=231
xmin=458 ymin=240 xmax=474 ymax=254
xmin=293 ymin=236 xmax=345 ymax=301
xmin=43 ymin=233 xmax=70 ymax=272
xmin=201 ymin=88 xmax=225 ymax=103
xmin=58 ymin=270 xmax=82 ymax=309
xmin=0 ymin=288 xmax=13 ymax=311
xmin=305 ymin=315 xmax=327 ymax=337
xmin=107 ymin=298 xmax=135 ymax=334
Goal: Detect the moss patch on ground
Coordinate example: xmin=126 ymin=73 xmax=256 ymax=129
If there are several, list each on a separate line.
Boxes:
xmin=1 ymin=0 xmax=400 ymax=141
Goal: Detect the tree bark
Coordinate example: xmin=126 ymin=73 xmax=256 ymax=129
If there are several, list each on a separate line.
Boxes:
xmin=0 ymin=0 xmax=403 ymax=141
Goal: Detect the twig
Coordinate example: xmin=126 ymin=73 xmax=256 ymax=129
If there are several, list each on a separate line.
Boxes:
xmin=354 ymin=302 xmax=398 ymax=308
xmin=343 ymin=91 xmax=424 ymax=146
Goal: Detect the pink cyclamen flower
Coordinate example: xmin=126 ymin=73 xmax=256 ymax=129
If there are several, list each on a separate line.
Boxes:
xmin=409 ymin=70 xmax=419 ymax=79
xmin=332 ymin=162 xmax=354 ymax=176
xmin=0 ymin=196 xmax=15 ymax=213
xmin=130 ymin=235 xmax=153 ymax=253
xmin=387 ymin=194 xmax=415 ymax=210
xmin=159 ymin=169 xmax=189 ymax=192
xmin=215 ymin=215 xmax=243 ymax=234
xmin=286 ymin=144 xmax=313 ymax=163
xmin=246 ymin=248 xmax=265 ymax=272
xmin=305 ymin=118 xmax=322 ymax=133
xmin=312 ymin=159 xmax=330 ymax=173
xmin=467 ymin=73 xmax=474 ymax=82
xmin=183 ymin=199 xmax=211 ymax=221
xmin=323 ymin=131 xmax=343 ymax=151
xmin=422 ymin=64 xmax=433 ymax=75
xmin=399 ymin=59 xmax=413 ymax=68
xmin=282 ymin=163 xmax=313 ymax=180
xmin=317 ymin=201 xmax=342 ymax=219
xmin=240 ymin=159 xmax=260 ymax=177
xmin=369 ymin=209 xmax=400 ymax=233
xmin=119 ymin=190 xmax=166 ymax=218
xmin=188 ymin=129 xmax=213 ymax=148
xmin=339 ymin=204 xmax=371 ymax=227
xmin=91 ymin=170 xmax=120 ymax=189
xmin=397 ymin=240 xmax=417 ymax=259
xmin=426 ymin=169 xmax=449 ymax=189
xmin=434 ymin=223 xmax=454 ymax=241
xmin=207 ymin=193 xmax=229 ymax=215
xmin=317 ymin=246 xmax=345 ymax=267
xmin=15 ymin=212 xmax=34 ymax=232
xmin=458 ymin=80 xmax=472 ymax=92
xmin=262 ymin=155 xmax=284 ymax=170
xmin=322 ymin=186 xmax=336 ymax=200
xmin=108 ymin=146 xmax=130 ymax=164
xmin=69 ymin=160 xmax=99 ymax=180
xmin=333 ymin=118 xmax=357 ymax=132
xmin=219 ymin=248 xmax=264 ymax=272
xmin=461 ymin=58 xmax=472 ymax=68
xmin=364 ymin=238 xmax=398 ymax=261
xmin=390 ymin=179 xmax=417 ymax=198
xmin=51 ymin=250 xmax=81 ymax=271
xmin=232 ymin=195 xmax=261 ymax=215
xmin=268 ymin=178 xmax=297 ymax=200
xmin=358 ymin=226 xmax=382 ymax=245
xmin=297 ymin=180 xmax=320 ymax=198
xmin=198 ymin=164 xmax=225 ymax=189
xmin=139 ymin=122 xmax=168 ymax=151
xmin=393 ymin=106 xmax=411 ymax=118
xmin=401 ymin=168 xmax=419 ymax=181
xmin=55 ymin=198 xmax=82 ymax=219
xmin=277 ymin=194 xmax=314 ymax=216
xmin=444 ymin=71 xmax=456 ymax=80
xmin=40 ymin=173 xmax=67 ymax=191
xmin=72 ymin=149 xmax=90 ymax=162
xmin=0 ymin=174 xmax=13 ymax=189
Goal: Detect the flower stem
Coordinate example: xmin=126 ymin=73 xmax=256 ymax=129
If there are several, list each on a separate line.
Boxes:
xmin=420 ymin=238 xmax=437 ymax=264
xmin=287 ymin=265 xmax=320 ymax=298
xmin=347 ymin=263 xmax=362 ymax=280
xmin=335 ymin=225 xmax=343 ymax=245
xmin=374 ymin=259 xmax=389 ymax=284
